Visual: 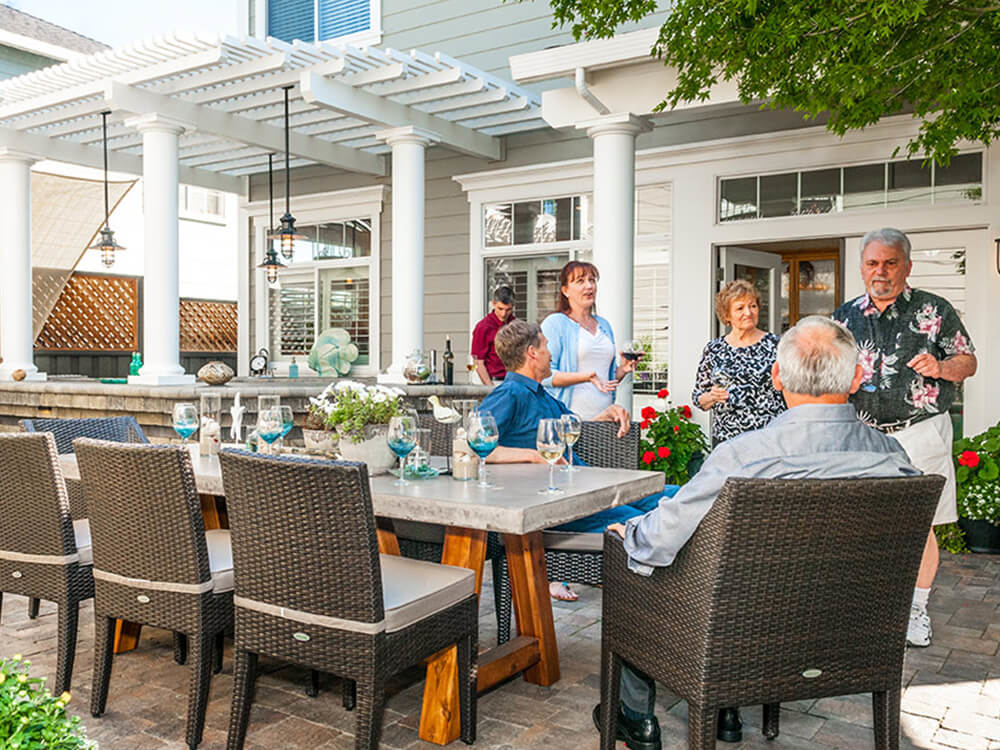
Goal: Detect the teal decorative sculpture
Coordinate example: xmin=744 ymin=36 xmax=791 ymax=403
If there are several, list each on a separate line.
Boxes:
xmin=308 ymin=328 xmax=359 ymax=376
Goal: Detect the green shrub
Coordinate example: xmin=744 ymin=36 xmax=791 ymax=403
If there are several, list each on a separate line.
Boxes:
xmin=638 ymin=390 xmax=710 ymax=486
xmin=953 ymin=422 xmax=1000 ymax=523
xmin=0 ymin=655 xmax=92 ymax=749
xmin=934 ymin=522 xmax=969 ymax=554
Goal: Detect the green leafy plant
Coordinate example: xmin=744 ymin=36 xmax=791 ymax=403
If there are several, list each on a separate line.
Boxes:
xmin=305 ymin=381 xmax=408 ymax=443
xmin=934 ymin=522 xmax=969 ymax=555
xmin=638 ymin=389 xmax=709 ymax=486
xmin=953 ymin=421 xmax=1000 ymax=523
xmin=0 ymin=654 xmax=93 ymax=749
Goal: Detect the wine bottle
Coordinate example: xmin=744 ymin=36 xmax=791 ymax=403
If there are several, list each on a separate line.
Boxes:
xmin=443 ymin=336 xmax=454 ymax=385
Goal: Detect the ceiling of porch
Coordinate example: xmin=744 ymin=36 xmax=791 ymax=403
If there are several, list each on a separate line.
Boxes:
xmin=0 ymin=33 xmax=547 ymax=193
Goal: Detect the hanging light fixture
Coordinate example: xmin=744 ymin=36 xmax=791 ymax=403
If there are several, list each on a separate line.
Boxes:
xmin=88 ymin=111 xmax=125 ymax=268
xmin=257 ymin=152 xmax=285 ymax=285
xmin=267 ymin=85 xmax=305 ymax=260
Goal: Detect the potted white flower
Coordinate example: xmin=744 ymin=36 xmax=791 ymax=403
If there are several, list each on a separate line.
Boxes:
xmin=304 ymin=381 xmax=409 ymax=474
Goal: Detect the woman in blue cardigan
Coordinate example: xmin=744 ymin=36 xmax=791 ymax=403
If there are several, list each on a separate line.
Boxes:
xmin=541 ymin=260 xmax=639 ymax=419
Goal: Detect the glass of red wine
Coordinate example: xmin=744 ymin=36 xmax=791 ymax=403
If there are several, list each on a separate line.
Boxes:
xmin=622 ymin=339 xmax=644 ymax=363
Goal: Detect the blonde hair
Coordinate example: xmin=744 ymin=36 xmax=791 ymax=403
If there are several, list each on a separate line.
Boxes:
xmin=714 ymin=279 xmax=761 ymax=325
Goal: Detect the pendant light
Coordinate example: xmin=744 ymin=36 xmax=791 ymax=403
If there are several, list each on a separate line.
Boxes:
xmin=267 ymin=85 xmax=305 ymax=260
xmin=257 ymin=152 xmax=286 ymax=285
xmin=88 ymin=111 xmax=125 ymax=268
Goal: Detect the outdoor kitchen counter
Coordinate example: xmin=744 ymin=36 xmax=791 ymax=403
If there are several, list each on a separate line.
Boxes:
xmin=0 ymin=378 xmax=493 ymax=438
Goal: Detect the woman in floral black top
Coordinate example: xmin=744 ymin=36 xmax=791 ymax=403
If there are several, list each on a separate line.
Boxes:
xmin=693 ymin=280 xmax=786 ymax=445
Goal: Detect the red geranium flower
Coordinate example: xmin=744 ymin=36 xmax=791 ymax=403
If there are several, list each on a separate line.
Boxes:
xmin=959 ymin=450 xmax=981 ymax=468
xmin=657 ymin=388 xmax=669 ymax=398
xmin=680 ymin=405 xmax=692 ymax=419
xmin=642 ymin=450 xmax=655 ymax=465
xmin=657 ymin=446 xmax=671 ymax=458
xmin=640 ymin=419 xmax=650 ymax=430
xmin=641 ymin=405 xmax=657 ymax=421
xmin=673 ymin=425 xmax=681 ymax=433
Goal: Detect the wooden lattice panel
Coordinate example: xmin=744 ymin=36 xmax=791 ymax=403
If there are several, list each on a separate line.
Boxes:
xmin=35 ymin=273 xmax=138 ymax=351
xmin=180 ymin=299 xmax=237 ymax=352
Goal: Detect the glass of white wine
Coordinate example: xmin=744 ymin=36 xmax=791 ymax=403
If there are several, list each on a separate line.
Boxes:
xmin=560 ymin=413 xmax=582 ymax=473
xmin=536 ymin=418 xmax=565 ymax=495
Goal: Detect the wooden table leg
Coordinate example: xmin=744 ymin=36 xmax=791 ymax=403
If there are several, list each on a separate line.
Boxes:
xmin=114 ymin=493 xmax=226 ymax=654
xmin=504 ymin=531 xmax=560 ymax=686
xmin=375 ymin=517 xmax=401 ymax=556
xmin=418 ymin=527 xmax=487 ymax=745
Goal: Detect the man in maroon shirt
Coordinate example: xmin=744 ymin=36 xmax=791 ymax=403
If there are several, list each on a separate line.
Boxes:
xmin=471 ymin=286 xmax=515 ymax=384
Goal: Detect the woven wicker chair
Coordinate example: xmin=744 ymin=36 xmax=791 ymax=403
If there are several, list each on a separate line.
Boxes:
xmin=0 ymin=433 xmax=94 ymax=695
xmin=494 ymin=420 xmax=640 ymax=644
xmin=18 ymin=418 xmax=149 ymax=622
xmin=218 ymin=449 xmax=478 ymax=750
xmin=75 ymin=439 xmax=233 ymax=750
xmin=598 ymin=475 xmax=944 ymax=750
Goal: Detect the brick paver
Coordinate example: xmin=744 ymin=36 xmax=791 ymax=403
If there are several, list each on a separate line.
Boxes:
xmin=1 ymin=551 xmax=998 ymax=749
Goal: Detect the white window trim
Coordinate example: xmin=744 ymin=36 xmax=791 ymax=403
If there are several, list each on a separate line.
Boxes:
xmin=242 ymin=185 xmax=385 ymax=377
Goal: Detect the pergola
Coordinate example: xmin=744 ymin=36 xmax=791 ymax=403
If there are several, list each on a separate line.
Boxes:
xmin=0 ymin=33 xmax=545 ymax=383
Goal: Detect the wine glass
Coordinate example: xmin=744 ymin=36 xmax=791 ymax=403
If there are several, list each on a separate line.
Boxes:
xmin=465 ymin=358 xmax=477 ymax=383
xmin=172 ymin=403 xmax=198 ymax=445
xmin=387 ymin=415 xmax=418 ymax=486
xmin=536 ymin=419 xmax=565 ymax=495
xmin=560 ymin=413 xmax=582 ymax=473
xmin=466 ymin=412 xmax=500 ymax=489
xmin=256 ymin=407 xmax=284 ymax=451
xmin=712 ymin=368 xmax=734 ymax=390
xmin=277 ymin=406 xmax=294 ymax=451
xmin=622 ymin=339 xmax=644 ymax=364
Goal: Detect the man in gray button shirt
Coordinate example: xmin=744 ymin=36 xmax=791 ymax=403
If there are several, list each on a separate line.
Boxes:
xmin=598 ymin=316 xmax=919 ymax=750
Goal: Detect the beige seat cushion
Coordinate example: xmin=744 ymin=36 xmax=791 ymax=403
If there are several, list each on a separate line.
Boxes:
xmin=205 ymin=529 xmax=233 ymax=593
xmin=73 ymin=519 xmax=92 ymax=566
xmin=543 ymin=529 xmax=603 ymax=553
xmin=380 ymin=554 xmax=474 ymax=633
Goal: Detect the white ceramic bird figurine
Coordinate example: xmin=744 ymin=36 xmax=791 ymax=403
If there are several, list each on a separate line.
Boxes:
xmin=428 ymin=395 xmax=461 ymax=424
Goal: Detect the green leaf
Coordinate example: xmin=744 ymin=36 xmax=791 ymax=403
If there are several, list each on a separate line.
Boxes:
xmin=956 ymin=465 xmax=970 ymax=484
xmin=981 ymin=457 xmax=1000 ymax=483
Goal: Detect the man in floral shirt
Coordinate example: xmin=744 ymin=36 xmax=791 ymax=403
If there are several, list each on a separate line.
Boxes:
xmin=834 ymin=227 xmax=977 ymax=648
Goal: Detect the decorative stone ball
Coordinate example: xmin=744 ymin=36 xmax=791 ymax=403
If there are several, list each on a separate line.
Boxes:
xmin=11 ymin=369 xmax=26 ymax=382
xmin=197 ymin=361 xmax=234 ymax=385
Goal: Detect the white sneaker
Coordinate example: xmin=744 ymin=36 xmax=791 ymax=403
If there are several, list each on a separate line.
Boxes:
xmin=907 ymin=605 xmax=932 ymax=648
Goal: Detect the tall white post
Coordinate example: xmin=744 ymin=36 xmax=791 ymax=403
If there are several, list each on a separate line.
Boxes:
xmin=376 ymin=126 xmax=437 ymax=383
xmin=126 ymin=114 xmax=194 ymax=385
xmin=580 ymin=113 xmax=650 ymax=413
xmin=0 ymin=150 xmax=45 ymax=381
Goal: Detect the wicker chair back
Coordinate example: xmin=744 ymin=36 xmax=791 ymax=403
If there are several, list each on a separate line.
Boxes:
xmin=20 ymin=417 xmax=148 ymax=454
xmin=575 ymin=421 xmax=640 ymax=469
xmin=603 ymin=474 xmax=945 ymax=709
xmin=417 ymin=414 xmax=454 ymax=457
xmin=0 ymin=433 xmax=76 ymax=558
xmin=73 ymin=440 xmax=211 ymax=586
xmin=218 ymin=450 xmax=385 ymax=625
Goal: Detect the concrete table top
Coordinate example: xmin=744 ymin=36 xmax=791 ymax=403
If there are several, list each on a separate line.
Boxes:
xmin=60 ymin=445 xmax=665 ymax=535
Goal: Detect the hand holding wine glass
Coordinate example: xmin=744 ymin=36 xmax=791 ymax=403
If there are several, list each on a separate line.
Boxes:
xmin=387 ymin=415 xmax=417 ymax=486
xmin=466 ymin=411 xmax=500 ymax=489
xmin=536 ymin=419 xmax=565 ymax=495
xmin=620 ymin=339 xmax=644 ymax=374
xmin=172 ymin=403 xmax=199 ymax=445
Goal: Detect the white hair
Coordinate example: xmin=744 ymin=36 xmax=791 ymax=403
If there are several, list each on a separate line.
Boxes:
xmin=861 ymin=227 xmax=911 ymax=262
xmin=776 ymin=316 xmax=858 ymax=396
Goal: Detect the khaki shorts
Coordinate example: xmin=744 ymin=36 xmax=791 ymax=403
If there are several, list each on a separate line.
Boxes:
xmin=889 ymin=413 xmax=957 ymax=526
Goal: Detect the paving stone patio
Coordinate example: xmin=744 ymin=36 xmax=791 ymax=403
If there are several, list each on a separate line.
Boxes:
xmin=2 ymin=551 xmax=999 ymax=749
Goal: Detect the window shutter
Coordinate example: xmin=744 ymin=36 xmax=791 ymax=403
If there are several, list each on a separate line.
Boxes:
xmin=270 ymin=281 xmax=316 ymax=356
xmin=268 ymin=0 xmax=315 ymax=43
xmin=317 ymin=0 xmax=371 ymax=40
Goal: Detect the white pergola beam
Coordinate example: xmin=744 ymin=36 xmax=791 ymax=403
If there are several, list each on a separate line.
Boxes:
xmin=300 ymin=71 xmax=501 ymax=160
xmin=105 ymin=81 xmax=385 ymax=176
xmin=153 ymin=52 xmax=289 ymax=95
xmin=0 ymin=125 xmax=244 ymax=193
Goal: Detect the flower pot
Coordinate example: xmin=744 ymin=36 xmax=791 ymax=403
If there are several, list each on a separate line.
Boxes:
xmin=336 ymin=424 xmax=396 ymax=475
xmin=303 ymin=429 xmax=338 ymax=454
xmin=957 ymin=517 xmax=1000 ymax=554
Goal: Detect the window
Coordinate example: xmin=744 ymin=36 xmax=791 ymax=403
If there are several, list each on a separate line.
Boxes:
xmin=267 ymin=0 xmax=379 ymax=44
xmin=477 ymin=185 xmax=671 ymax=395
xmin=719 ymin=152 xmax=983 ymax=221
xmin=179 ymin=186 xmax=225 ymax=220
xmin=268 ymin=218 xmax=374 ymax=367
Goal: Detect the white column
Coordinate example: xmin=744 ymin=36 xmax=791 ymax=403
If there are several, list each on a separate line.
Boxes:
xmin=375 ymin=126 xmax=438 ymax=383
xmin=126 ymin=114 xmax=195 ymax=385
xmin=0 ymin=150 xmax=45 ymax=381
xmin=579 ymin=114 xmax=650 ymax=413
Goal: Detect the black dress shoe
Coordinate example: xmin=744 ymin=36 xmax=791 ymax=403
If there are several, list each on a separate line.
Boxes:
xmin=717 ymin=707 xmax=743 ymax=743
xmin=592 ymin=704 xmax=662 ymax=750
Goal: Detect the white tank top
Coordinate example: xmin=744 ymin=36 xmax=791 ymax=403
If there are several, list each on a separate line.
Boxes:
xmin=572 ymin=326 xmax=615 ymax=420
